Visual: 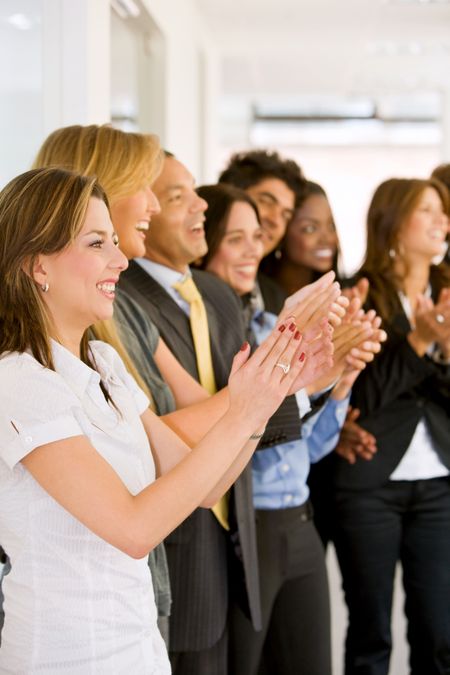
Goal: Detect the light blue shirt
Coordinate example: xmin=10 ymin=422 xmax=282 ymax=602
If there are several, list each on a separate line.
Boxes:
xmin=135 ymin=258 xmax=192 ymax=316
xmin=251 ymin=311 xmax=349 ymax=510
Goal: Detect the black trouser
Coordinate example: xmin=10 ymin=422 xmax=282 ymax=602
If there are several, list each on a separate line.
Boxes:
xmin=170 ymin=625 xmax=228 ymax=675
xmin=334 ymin=477 xmax=450 ymax=675
xmin=229 ymin=502 xmax=332 ymax=675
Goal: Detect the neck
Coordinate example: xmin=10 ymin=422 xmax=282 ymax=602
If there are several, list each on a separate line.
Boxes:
xmin=275 ymin=261 xmax=314 ymax=295
xmin=397 ymin=257 xmax=430 ymax=303
xmin=144 ymin=251 xmax=189 ymax=275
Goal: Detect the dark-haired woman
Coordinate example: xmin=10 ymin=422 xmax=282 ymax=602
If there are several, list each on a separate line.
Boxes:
xmin=261 ymin=181 xmax=377 ymax=547
xmin=196 ymin=182 xmax=383 ymax=675
xmin=333 ymin=177 xmax=450 ymax=675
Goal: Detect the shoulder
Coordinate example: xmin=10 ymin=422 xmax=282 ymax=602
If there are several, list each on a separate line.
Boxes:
xmin=257 ymin=272 xmax=286 ymax=314
xmin=192 ymin=269 xmax=241 ymax=308
xmin=115 ymin=289 xmax=160 ymax=343
xmin=0 ymin=350 xmax=72 ymax=395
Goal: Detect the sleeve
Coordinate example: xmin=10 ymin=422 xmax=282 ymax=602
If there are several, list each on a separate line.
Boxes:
xmin=0 ymin=360 xmax=84 ymax=470
xmin=303 ymin=395 xmax=350 ymax=463
xmin=351 ymin=333 xmax=439 ymax=418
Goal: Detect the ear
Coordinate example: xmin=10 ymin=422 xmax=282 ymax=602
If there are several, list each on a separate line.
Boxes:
xmin=22 ymin=255 xmax=49 ymax=288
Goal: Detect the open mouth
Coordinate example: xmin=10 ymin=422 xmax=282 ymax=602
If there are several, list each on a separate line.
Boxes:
xmin=96 ymin=282 xmax=116 ymax=298
xmin=136 ymin=221 xmax=150 ymax=232
xmin=314 ymin=248 xmax=334 ymax=259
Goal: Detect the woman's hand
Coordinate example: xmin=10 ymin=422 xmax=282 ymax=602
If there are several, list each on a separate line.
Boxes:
xmin=227 ymin=318 xmax=306 ymax=431
xmin=334 ymin=407 xmax=377 ymax=464
xmin=286 ymin=319 xmax=334 ymax=394
xmin=408 ymin=292 xmax=450 ymax=356
xmin=280 ymin=271 xmax=349 ymax=335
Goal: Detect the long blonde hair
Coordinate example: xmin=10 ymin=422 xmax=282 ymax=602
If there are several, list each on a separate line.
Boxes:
xmin=32 ymin=125 xmax=163 ymax=406
xmin=0 ymin=168 xmax=106 ymax=370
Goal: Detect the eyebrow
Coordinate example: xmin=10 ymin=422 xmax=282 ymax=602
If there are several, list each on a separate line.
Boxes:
xmin=83 ymin=229 xmax=117 ymax=238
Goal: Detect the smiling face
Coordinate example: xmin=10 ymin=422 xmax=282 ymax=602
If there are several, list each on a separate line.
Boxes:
xmin=206 ymin=201 xmax=264 ymax=296
xmin=144 ymin=156 xmax=208 ymax=272
xmin=109 ymin=185 xmax=161 ymax=260
xmin=284 ymin=193 xmax=338 ymax=273
xmin=35 ymin=198 xmax=128 ymax=342
xmin=398 ymin=187 xmax=448 ymax=264
xmin=244 ymin=178 xmax=295 ymax=255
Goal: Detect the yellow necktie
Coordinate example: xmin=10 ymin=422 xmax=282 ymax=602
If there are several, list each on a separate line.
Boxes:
xmin=173 ymin=275 xmax=229 ymax=530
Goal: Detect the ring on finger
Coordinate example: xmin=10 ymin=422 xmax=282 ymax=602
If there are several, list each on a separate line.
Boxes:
xmin=435 ymin=313 xmax=445 ymax=324
xmin=275 ymin=362 xmax=290 ymax=374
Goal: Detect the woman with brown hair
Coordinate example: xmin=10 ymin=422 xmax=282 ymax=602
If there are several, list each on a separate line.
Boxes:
xmin=0 ymin=167 xmax=307 ymax=672
xmin=333 ymin=177 xmax=450 ymax=675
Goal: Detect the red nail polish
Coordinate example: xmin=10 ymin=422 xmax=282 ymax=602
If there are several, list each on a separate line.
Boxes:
xmin=240 ymin=341 xmax=248 ymax=351
xmin=278 ymin=324 xmax=286 ymax=332
xmin=294 ymin=330 xmax=302 ymax=341
xmin=299 ymin=352 xmax=306 ymax=362
xmin=289 ymin=322 xmax=296 ymax=331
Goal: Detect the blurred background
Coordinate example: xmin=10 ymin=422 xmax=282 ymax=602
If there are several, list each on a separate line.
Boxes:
xmin=2 ymin=1 xmax=449 ymax=671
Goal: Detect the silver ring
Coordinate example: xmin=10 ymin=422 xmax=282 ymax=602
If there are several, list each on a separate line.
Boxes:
xmin=435 ymin=313 xmax=445 ymax=324
xmin=275 ymin=362 xmax=290 ymax=374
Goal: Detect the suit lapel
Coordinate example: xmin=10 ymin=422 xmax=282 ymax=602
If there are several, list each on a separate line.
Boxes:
xmin=121 ymin=261 xmax=197 ymax=364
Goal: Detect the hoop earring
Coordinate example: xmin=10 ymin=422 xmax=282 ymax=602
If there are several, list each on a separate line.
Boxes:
xmin=41 ymin=283 xmax=49 ymax=293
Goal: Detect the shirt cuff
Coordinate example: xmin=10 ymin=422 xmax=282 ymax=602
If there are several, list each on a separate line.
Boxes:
xmin=4 ymin=414 xmax=84 ymax=470
xmin=295 ymin=388 xmax=311 ymax=418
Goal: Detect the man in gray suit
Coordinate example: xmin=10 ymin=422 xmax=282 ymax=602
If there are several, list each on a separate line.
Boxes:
xmin=119 ymin=152 xmax=305 ymax=674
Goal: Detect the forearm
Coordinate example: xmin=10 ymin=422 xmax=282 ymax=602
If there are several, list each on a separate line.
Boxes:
xmin=133 ymin=409 xmax=262 ymax=552
xmin=161 ymin=387 xmax=229 ymax=445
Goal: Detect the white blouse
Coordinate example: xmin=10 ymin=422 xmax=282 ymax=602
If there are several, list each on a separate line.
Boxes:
xmin=0 ymin=341 xmax=171 ymax=674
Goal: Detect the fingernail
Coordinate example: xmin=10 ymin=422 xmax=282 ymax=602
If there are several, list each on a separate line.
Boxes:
xmin=299 ymin=352 xmax=306 ymax=362
xmin=294 ymin=330 xmax=302 ymax=340
xmin=240 ymin=341 xmax=248 ymax=351
xmin=289 ymin=322 xmax=296 ymax=332
xmin=278 ymin=324 xmax=286 ymax=332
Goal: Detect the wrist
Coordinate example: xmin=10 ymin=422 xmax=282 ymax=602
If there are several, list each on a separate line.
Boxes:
xmin=407 ymin=331 xmax=430 ymax=357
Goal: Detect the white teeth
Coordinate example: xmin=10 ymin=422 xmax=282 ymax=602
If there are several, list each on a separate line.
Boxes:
xmin=314 ymin=249 xmax=334 ymax=258
xmin=237 ymin=265 xmax=257 ymax=273
xmin=97 ymin=282 xmax=116 ymax=294
xmin=136 ymin=221 xmax=149 ymax=232
xmin=429 ymin=229 xmax=445 ymax=240
xmin=191 ymin=223 xmax=204 ymax=232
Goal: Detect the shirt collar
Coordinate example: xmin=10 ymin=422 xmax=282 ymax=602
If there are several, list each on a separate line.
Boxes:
xmin=51 ymin=339 xmax=101 ymax=401
xmin=134 ymin=258 xmax=189 ymax=292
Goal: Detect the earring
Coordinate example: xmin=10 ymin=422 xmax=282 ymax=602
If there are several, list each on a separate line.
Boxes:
xmin=41 ymin=283 xmax=49 ymax=293
xmin=389 ymin=248 xmax=396 ymax=259
xmin=274 ymin=248 xmax=282 ymax=260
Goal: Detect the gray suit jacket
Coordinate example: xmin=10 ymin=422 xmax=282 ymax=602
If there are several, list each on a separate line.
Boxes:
xmin=120 ymin=262 xmax=262 ymax=651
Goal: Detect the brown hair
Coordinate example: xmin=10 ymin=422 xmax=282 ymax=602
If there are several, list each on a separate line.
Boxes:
xmin=0 ymin=167 xmax=107 ymax=370
xmin=359 ymin=177 xmax=450 ymax=323
xmin=195 ymin=183 xmax=260 ymax=269
xmin=33 ymin=124 xmax=163 ymax=203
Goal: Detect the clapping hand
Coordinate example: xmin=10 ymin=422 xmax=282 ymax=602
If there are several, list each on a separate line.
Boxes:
xmin=227 ymin=318 xmax=307 ymax=430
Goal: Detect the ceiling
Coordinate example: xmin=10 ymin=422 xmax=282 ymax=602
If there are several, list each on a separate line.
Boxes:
xmin=195 ymin=0 xmax=450 ymax=109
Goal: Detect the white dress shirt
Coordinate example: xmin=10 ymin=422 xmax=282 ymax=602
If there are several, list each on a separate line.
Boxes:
xmin=0 ymin=340 xmax=170 ymax=674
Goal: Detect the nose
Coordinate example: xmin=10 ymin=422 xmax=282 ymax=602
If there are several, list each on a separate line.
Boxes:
xmin=146 ymin=186 xmax=161 ymax=216
xmin=112 ymin=245 xmax=129 ymax=272
xmin=190 ymin=193 xmax=208 ymax=214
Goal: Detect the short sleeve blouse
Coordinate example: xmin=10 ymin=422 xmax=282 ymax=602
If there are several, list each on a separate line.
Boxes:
xmin=0 ymin=340 xmax=170 ymax=674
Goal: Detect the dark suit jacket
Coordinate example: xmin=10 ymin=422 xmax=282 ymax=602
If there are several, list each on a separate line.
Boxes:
xmin=120 ymin=262 xmax=261 ymax=651
xmin=335 ymin=305 xmax=450 ymax=490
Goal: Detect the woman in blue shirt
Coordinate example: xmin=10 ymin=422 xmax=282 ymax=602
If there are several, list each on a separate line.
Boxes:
xmin=195 ymin=182 xmax=381 ymax=675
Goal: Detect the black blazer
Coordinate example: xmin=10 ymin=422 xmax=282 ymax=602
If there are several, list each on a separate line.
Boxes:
xmin=120 ymin=262 xmax=262 ymax=650
xmin=335 ymin=305 xmax=450 ymax=490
